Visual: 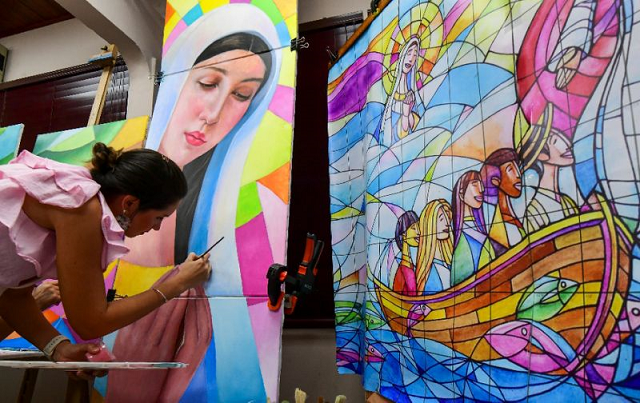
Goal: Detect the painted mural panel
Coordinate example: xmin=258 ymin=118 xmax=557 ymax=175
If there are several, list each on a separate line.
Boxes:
xmin=328 ymin=0 xmax=640 ymax=400
xmin=0 ymin=124 xmax=24 ymax=165
xmin=32 ymin=116 xmax=148 ymax=166
xmin=103 ymin=1 xmax=298 ymax=402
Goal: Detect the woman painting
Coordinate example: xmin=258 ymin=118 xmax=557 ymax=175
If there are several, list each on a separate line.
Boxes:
xmin=392 ymin=211 xmax=420 ymax=295
xmin=380 ymin=37 xmax=425 ymax=146
xmin=416 ymin=199 xmax=454 ymax=294
xmin=0 ymin=143 xmax=209 ymax=371
xmin=451 ymin=171 xmax=494 ymax=286
xmin=108 ymin=5 xmax=284 ymax=403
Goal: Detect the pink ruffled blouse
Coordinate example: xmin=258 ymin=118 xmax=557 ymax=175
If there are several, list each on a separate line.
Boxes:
xmin=0 ymin=151 xmax=129 ymax=295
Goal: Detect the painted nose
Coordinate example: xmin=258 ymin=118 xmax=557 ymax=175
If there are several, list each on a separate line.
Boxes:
xmin=200 ymin=96 xmax=224 ymax=125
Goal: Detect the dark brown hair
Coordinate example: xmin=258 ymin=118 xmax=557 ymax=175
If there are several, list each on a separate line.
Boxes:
xmin=90 ymin=143 xmax=187 ymax=210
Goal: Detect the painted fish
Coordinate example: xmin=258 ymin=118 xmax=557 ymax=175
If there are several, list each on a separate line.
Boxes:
xmin=485 ymin=320 xmax=576 ymax=373
xmin=516 ymin=274 xmax=578 ymax=322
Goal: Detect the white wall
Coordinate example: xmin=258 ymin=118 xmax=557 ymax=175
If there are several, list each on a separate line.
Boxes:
xmin=299 ymin=0 xmax=371 ymax=23
xmin=0 ymin=19 xmax=107 ymax=82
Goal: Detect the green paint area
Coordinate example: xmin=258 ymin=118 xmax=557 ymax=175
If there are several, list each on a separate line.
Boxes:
xmin=0 ymin=153 xmax=14 ymax=165
xmin=516 ymin=274 xmax=578 ymax=322
xmin=242 ymin=111 xmax=292 ymax=186
xmin=236 ymin=182 xmax=263 ymax=227
xmin=335 ymin=301 xmax=363 ymax=325
xmin=251 ymin=0 xmax=284 ymax=24
xmin=331 ymin=206 xmax=363 ymax=220
xmin=33 ymin=121 xmax=125 ymax=165
xmin=365 ymin=301 xmax=386 ymax=329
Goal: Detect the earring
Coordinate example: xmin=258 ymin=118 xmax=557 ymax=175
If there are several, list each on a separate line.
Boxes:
xmin=116 ymin=209 xmax=131 ymax=231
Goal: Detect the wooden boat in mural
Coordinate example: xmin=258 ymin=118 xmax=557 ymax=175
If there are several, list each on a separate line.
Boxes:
xmin=374 ymin=199 xmax=634 ymax=378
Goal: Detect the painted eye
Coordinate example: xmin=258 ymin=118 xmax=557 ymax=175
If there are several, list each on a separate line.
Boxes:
xmin=560 ymin=281 xmax=567 ymax=288
xmin=632 ymin=308 xmax=640 ymax=316
xmin=521 ymin=327 xmax=528 ymax=336
xmin=199 ymin=81 xmax=218 ymax=89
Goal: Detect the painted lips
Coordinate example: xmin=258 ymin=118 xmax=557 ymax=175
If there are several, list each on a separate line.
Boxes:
xmin=184 ymin=131 xmax=207 ymax=146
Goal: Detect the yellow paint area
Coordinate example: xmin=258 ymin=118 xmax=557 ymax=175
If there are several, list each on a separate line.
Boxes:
xmin=110 ymin=116 xmax=148 ymax=150
xmin=274 ymin=0 xmax=297 ymax=20
xmin=560 ymin=282 xmax=601 ymax=313
xmin=332 ymin=206 xmax=363 ymax=220
xmin=200 ymin=0 xmax=229 ymax=13
xmin=379 ymin=292 xmax=404 ymax=317
xmin=477 ymin=293 xmax=521 ymax=322
xmin=279 ymin=49 xmax=297 ymax=88
xmin=285 ymin=14 xmax=298 ymax=40
xmin=169 ymin=0 xmax=199 ymax=16
xmin=164 ymin=11 xmax=184 ymax=43
xmin=112 ymin=260 xmax=174 ymax=297
xmin=555 ymin=225 xmax=601 ymax=249
xmin=611 ymin=292 xmax=624 ymax=316
xmin=242 ymin=111 xmax=292 ymax=185
xmin=425 ymin=309 xmax=446 ymax=320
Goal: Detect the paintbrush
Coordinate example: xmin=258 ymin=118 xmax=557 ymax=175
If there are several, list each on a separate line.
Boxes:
xmin=197 ymin=236 xmax=224 ymax=259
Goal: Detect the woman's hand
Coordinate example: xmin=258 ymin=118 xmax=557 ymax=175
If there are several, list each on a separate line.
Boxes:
xmin=32 ymin=280 xmax=61 ymax=311
xmin=52 ymin=341 xmax=107 ymax=380
xmin=172 ymin=252 xmax=212 ymax=293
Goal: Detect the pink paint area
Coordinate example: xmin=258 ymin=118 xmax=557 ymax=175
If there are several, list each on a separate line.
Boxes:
xmin=247 ymin=298 xmax=283 ymax=402
xmin=237 ymin=213 xmax=274 ymax=296
xmin=257 ymin=183 xmax=288 ymax=265
xmin=485 ymin=321 xmax=570 ymax=373
xmin=269 ymin=85 xmax=295 ymax=123
xmin=517 ymin=0 xmax=619 ymax=139
xmin=443 ymin=0 xmax=472 ymax=38
xmin=575 ymin=363 xmax=614 ymax=399
xmin=163 ymin=20 xmax=188 ymax=57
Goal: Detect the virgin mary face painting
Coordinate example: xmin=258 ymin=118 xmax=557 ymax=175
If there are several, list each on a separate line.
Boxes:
xmin=159 ymin=49 xmax=268 ymax=167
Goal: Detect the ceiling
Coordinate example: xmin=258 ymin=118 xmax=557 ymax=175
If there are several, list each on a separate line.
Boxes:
xmin=0 ymin=0 xmax=74 ymax=39
xmin=0 ymin=0 xmax=167 ymax=40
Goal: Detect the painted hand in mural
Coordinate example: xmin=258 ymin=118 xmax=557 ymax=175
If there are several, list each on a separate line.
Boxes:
xmin=554 ymin=47 xmax=582 ymax=89
xmin=401 ymin=91 xmax=416 ymax=135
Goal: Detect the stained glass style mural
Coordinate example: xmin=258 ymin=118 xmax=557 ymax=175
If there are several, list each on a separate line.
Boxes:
xmin=328 ymin=0 xmax=640 ymax=400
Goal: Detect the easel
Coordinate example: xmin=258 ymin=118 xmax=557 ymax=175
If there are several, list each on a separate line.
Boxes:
xmin=14 ymin=43 xmax=119 ymax=403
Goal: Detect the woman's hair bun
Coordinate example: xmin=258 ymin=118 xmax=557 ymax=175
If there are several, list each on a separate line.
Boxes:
xmin=91 ymin=142 xmax=122 ymax=174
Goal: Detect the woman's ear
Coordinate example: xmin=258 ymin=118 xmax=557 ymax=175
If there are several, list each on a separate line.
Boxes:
xmin=122 ymin=195 xmax=141 ymax=214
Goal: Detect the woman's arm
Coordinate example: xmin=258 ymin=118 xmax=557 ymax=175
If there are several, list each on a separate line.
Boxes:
xmin=0 ymin=288 xmax=59 ymax=349
xmin=51 ymin=198 xmax=209 ymax=340
xmin=0 ymin=282 xmax=61 ymax=341
xmin=0 ymin=287 xmax=103 ymax=368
